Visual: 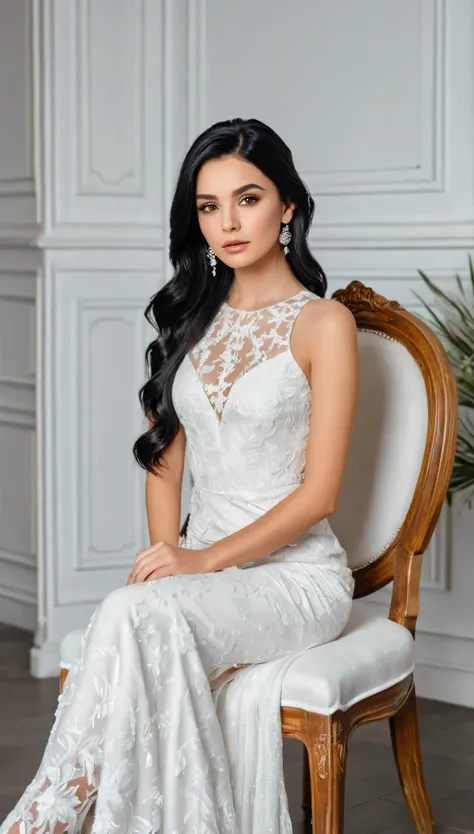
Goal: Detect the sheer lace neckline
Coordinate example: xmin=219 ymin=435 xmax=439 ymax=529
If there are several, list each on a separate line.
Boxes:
xmin=223 ymin=288 xmax=307 ymax=314
xmin=189 ymin=288 xmax=316 ymax=422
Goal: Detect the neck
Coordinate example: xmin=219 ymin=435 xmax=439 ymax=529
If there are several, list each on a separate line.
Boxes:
xmin=229 ymin=243 xmax=300 ymax=307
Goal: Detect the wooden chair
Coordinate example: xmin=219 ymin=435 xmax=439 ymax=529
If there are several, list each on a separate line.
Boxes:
xmin=59 ymin=279 xmax=457 ymax=834
xmin=278 ymin=280 xmax=457 ymax=832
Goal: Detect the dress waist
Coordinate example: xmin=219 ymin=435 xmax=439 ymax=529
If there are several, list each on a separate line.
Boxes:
xmin=194 ymin=482 xmax=302 ymax=501
xmin=184 ymin=483 xmax=349 ymax=572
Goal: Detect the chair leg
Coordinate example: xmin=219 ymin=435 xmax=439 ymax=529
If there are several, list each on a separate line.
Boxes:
xmin=59 ymin=667 xmax=69 ymax=694
xmin=302 ymin=744 xmax=312 ymax=828
xmin=304 ymin=713 xmax=348 ymax=834
xmin=389 ymin=685 xmax=435 ymax=833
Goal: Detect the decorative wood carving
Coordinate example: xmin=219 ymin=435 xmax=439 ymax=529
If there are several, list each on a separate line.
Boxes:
xmin=332 ymin=280 xmax=402 ymax=315
xmin=333 ymin=721 xmax=346 ymax=775
xmin=312 ymin=720 xmax=347 ymax=780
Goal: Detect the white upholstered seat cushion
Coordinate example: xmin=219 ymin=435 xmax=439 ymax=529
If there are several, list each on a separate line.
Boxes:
xmin=281 ymin=603 xmax=414 ymax=714
xmin=60 ymin=603 xmax=414 ymax=717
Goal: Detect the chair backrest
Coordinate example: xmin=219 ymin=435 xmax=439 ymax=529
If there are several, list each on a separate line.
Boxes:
xmin=329 ymin=281 xmax=457 ymax=635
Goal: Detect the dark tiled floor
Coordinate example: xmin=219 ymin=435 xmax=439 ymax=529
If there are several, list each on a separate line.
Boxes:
xmin=1 ymin=623 xmax=473 ymax=832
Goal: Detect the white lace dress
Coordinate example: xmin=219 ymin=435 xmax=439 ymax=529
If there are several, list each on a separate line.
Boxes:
xmin=1 ymin=287 xmax=354 ymax=834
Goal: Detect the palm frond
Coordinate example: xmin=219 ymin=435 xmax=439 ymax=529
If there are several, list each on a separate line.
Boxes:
xmin=414 ymin=256 xmax=474 ymax=507
xmin=418 ymin=271 xmax=474 ymax=324
xmin=469 ymin=254 xmax=474 ymax=296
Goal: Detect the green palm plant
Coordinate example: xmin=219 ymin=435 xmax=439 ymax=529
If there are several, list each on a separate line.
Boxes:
xmin=412 ymin=255 xmax=474 ymax=508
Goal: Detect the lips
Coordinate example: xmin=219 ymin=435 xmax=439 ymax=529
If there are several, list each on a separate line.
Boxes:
xmin=224 ymin=241 xmax=248 ymax=248
xmin=223 ymin=242 xmax=250 ymax=255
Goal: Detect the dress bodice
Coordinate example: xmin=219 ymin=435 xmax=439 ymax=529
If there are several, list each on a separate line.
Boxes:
xmin=172 ymin=287 xmax=349 ymax=570
xmin=187 ymin=289 xmax=315 ymax=422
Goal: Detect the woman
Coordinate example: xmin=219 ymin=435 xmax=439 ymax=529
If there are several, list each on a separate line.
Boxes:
xmin=2 ymin=117 xmax=358 ymax=834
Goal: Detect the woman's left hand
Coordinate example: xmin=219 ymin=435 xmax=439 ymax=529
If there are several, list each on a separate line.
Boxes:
xmin=127 ymin=542 xmax=212 ymax=584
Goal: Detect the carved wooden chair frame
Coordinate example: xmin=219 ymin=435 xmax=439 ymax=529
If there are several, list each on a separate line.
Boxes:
xmin=59 ymin=280 xmax=457 ymax=834
xmin=282 ymin=280 xmax=457 ymax=833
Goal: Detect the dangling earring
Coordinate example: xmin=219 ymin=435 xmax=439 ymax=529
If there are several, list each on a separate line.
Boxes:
xmin=279 ymin=223 xmax=292 ymax=255
xmin=207 ymin=245 xmax=217 ymax=277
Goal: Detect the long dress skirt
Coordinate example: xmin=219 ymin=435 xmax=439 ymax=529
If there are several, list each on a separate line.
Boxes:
xmin=0 ymin=560 xmax=354 ymax=834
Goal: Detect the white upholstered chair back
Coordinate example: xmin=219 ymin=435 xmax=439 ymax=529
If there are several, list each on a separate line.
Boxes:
xmin=330 ymin=328 xmax=429 ymax=573
xmin=328 ymin=281 xmax=457 ymax=610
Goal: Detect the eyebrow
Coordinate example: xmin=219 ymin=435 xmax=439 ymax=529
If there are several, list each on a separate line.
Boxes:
xmin=196 ymin=183 xmax=266 ymax=201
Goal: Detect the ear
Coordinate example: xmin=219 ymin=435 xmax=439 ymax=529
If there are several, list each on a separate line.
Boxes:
xmin=281 ymin=202 xmax=296 ymax=224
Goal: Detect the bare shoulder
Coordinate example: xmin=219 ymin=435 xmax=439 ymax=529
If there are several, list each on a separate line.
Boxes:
xmin=304 ymin=297 xmax=355 ymax=327
xmin=297 ymin=298 xmax=357 ymax=347
xmin=292 ymin=297 xmax=357 ymax=375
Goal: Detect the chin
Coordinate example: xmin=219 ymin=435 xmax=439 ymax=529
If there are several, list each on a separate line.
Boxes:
xmin=221 ymin=252 xmax=255 ymax=268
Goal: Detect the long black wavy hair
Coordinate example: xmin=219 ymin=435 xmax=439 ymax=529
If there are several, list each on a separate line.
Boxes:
xmin=133 ymin=117 xmax=327 ymax=474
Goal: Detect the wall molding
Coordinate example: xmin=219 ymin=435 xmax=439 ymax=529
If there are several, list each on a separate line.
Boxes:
xmin=0 ymin=406 xmax=35 ymax=428
xmin=308 ymin=220 xmax=474 ymax=250
xmin=0 ymin=0 xmax=35 ymax=195
xmin=40 ymin=0 xmax=164 ymax=243
xmin=0 ymin=178 xmax=35 ymax=197
xmin=33 ymin=225 xmax=474 ymax=252
xmin=0 ymin=224 xmax=40 ymax=247
xmin=74 ymin=297 xmax=148 ymax=574
xmin=0 ymin=548 xmax=36 ymax=570
xmin=303 ymin=0 xmax=447 ymax=197
xmin=0 ymin=581 xmax=36 ymax=607
xmin=40 ymin=261 xmax=156 ymax=620
xmin=0 ymin=595 xmax=37 ymax=633
xmin=37 ymin=227 xmax=164 ymax=249
xmin=76 ymin=0 xmax=147 ymax=196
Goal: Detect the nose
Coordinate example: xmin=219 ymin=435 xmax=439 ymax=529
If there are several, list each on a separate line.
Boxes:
xmin=220 ymin=204 xmax=240 ymax=233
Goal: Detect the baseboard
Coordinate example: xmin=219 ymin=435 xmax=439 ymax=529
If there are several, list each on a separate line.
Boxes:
xmin=413 ymin=630 xmax=474 ymax=708
xmin=30 ymin=641 xmax=60 ymax=678
xmin=414 ymin=661 xmax=474 ymax=708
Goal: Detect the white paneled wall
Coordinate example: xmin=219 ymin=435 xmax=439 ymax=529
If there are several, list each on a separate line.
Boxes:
xmin=0 ymin=0 xmax=472 ymax=704
xmin=0 ymin=0 xmax=37 ymax=240
xmin=0 ymin=0 xmax=40 ymax=631
xmin=31 ymin=0 xmax=179 ymax=674
xmin=30 ymin=249 xmax=168 ymax=671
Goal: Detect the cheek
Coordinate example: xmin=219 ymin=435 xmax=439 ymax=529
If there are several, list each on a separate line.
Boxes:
xmin=197 ymin=212 xmax=219 ymax=244
xmin=249 ymin=203 xmax=281 ymax=242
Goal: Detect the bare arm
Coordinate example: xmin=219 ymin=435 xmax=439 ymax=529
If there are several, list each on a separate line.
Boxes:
xmin=146 ymin=419 xmax=186 ymax=546
xmin=205 ymin=299 xmax=359 ymax=572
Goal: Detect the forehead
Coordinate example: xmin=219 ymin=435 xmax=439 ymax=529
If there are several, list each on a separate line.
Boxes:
xmin=195 ymin=155 xmax=271 ymax=194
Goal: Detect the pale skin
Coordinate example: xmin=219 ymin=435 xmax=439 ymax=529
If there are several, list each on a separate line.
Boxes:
xmin=127 ymin=153 xmax=359 ymax=584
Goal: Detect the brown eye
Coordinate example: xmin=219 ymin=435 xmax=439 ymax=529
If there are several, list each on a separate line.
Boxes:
xmin=240 ymin=195 xmax=259 ymax=205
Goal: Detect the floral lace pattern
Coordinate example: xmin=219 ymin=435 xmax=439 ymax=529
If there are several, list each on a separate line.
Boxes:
xmin=2 ymin=565 xmax=353 ymax=834
xmin=189 ymin=289 xmax=315 ymax=420
xmin=1 ymin=288 xmax=355 ymax=834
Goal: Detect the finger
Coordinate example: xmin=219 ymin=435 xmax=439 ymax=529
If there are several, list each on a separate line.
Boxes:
xmin=134 ymin=542 xmax=165 ymax=564
xmin=129 ymin=550 xmax=161 ymax=583
xmin=135 ymin=554 xmax=168 ymax=584
xmin=145 ymin=567 xmax=172 ymax=582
